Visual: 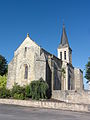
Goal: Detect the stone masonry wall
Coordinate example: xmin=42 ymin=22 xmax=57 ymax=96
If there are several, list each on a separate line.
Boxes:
xmin=52 ymin=55 xmax=62 ymax=90
xmin=7 ymin=57 xmax=16 ymax=89
xmin=7 ymin=36 xmax=46 ymax=89
xmin=74 ymin=68 xmax=83 ymax=90
xmin=52 ymin=90 xmax=90 ymax=104
xmin=68 ymin=65 xmax=74 ymax=90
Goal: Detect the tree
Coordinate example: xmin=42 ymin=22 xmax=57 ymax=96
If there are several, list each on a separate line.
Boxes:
xmin=85 ymin=57 xmax=90 ymax=83
xmin=29 ymin=78 xmax=49 ymax=100
xmin=0 ymin=55 xmax=7 ymax=76
xmin=0 ymin=75 xmax=7 ymax=88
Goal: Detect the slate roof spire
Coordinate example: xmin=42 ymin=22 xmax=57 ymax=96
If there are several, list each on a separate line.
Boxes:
xmin=58 ymin=23 xmax=70 ymax=48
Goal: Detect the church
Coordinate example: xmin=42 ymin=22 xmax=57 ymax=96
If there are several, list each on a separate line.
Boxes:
xmin=7 ymin=24 xmax=83 ymax=95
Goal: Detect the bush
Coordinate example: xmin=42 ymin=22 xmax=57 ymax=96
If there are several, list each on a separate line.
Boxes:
xmin=13 ymin=93 xmax=24 ymax=100
xmin=0 ymin=75 xmax=7 ymax=88
xmin=11 ymin=83 xmax=25 ymax=100
xmin=30 ymin=78 xmax=49 ymax=100
xmin=0 ymin=75 xmax=11 ymax=98
xmin=25 ymin=85 xmax=31 ymax=98
xmin=0 ymin=87 xmax=11 ymax=98
xmin=0 ymin=78 xmax=50 ymax=100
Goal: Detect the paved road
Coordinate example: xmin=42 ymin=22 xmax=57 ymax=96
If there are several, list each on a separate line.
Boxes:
xmin=0 ymin=104 xmax=90 ymax=120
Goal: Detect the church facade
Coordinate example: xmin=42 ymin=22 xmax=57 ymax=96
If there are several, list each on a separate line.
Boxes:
xmin=7 ymin=25 xmax=83 ymax=94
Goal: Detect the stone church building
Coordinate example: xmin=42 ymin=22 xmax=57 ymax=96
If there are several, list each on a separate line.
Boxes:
xmin=7 ymin=25 xmax=83 ymax=95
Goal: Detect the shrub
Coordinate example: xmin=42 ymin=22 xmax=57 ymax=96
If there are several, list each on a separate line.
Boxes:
xmin=0 ymin=78 xmax=49 ymax=100
xmin=25 ymin=85 xmax=31 ymax=98
xmin=13 ymin=93 xmax=24 ymax=100
xmin=30 ymin=78 xmax=49 ymax=100
xmin=0 ymin=75 xmax=7 ymax=88
xmin=0 ymin=87 xmax=11 ymax=98
xmin=11 ymin=83 xmax=25 ymax=99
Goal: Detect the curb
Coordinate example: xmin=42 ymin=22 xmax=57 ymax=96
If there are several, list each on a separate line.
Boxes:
xmin=0 ymin=99 xmax=89 ymax=112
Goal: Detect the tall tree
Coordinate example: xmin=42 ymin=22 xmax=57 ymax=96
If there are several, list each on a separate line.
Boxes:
xmin=85 ymin=57 xmax=90 ymax=83
xmin=0 ymin=55 xmax=7 ymax=76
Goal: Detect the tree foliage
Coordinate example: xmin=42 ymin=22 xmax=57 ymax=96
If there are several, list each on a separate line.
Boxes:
xmin=85 ymin=58 xmax=90 ymax=83
xmin=11 ymin=83 xmax=25 ymax=100
xmin=0 ymin=78 xmax=49 ymax=100
xmin=25 ymin=85 xmax=31 ymax=98
xmin=0 ymin=75 xmax=7 ymax=88
xmin=0 ymin=55 xmax=7 ymax=76
xmin=29 ymin=78 xmax=49 ymax=100
xmin=0 ymin=87 xmax=11 ymax=98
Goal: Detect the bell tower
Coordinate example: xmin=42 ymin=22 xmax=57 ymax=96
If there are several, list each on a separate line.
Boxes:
xmin=58 ymin=24 xmax=72 ymax=64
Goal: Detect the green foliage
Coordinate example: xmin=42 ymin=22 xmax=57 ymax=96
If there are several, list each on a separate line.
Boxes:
xmin=0 ymin=75 xmax=7 ymax=88
xmin=25 ymin=85 xmax=31 ymax=98
xmin=13 ymin=93 xmax=24 ymax=100
xmin=30 ymin=81 xmax=40 ymax=100
xmin=11 ymin=79 xmax=49 ymax=100
xmin=85 ymin=58 xmax=90 ymax=83
xmin=11 ymin=83 xmax=25 ymax=100
xmin=0 ymin=87 xmax=11 ymax=98
xmin=0 ymin=55 xmax=7 ymax=76
xmin=30 ymin=78 xmax=49 ymax=100
xmin=0 ymin=78 xmax=50 ymax=100
xmin=0 ymin=75 xmax=9 ymax=98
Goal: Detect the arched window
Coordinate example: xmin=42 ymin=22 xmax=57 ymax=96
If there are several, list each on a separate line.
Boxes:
xmin=24 ymin=65 xmax=28 ymax=79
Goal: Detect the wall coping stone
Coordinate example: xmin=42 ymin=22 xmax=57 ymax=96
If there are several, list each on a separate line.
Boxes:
xmin=0 ymin=99 xmax=89 ymax=112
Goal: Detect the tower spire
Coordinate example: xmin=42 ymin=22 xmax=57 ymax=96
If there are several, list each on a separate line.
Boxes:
xmin=57 ymin=23 xmax=72 ymax=64
xmin=58 ymin=23 xmax=69 ymax=48
xmin=63 ymin=20 xmax=65 ymax=28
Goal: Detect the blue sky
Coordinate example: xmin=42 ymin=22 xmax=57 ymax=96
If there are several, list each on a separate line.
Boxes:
xmin=0 ymin=0 xmax=90 ymax=89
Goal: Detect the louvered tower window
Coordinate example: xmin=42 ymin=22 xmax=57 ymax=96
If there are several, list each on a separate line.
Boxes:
xmin=64 ymin=51 xmax=66 ymax=60
xmin=60 ymin=52 xmax=62 ymax=60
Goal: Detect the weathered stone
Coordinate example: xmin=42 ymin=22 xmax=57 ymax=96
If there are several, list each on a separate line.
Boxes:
xmin=52 ymin=90 xmax=90 ymax=104
xmin=7 ymin=25 xmax=84 ymax=103
xmin=0 ymin=99 xmax=88 ymax=112
xmin=7 ymin=34 xmax=62 ymax=92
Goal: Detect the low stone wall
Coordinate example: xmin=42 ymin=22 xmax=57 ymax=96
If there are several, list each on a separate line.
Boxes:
xmin=0 ymin=99 xmax=88 ymax=112
xmin=52 ymin=90 xmax=90 ymax=104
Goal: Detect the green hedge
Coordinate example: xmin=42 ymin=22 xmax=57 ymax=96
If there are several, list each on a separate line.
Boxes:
xmin=0 ymin=78 xmax=49 ymax=100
